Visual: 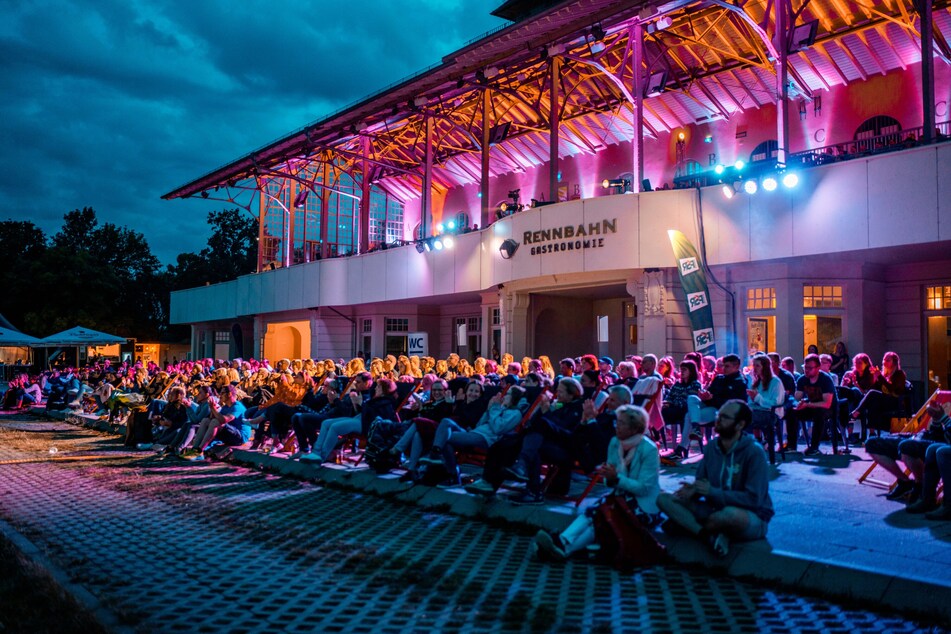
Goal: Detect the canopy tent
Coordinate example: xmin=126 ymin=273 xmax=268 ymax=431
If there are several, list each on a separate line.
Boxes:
xmin=0 ymin=327 xmax=43 ymax=347
xmin=39 ymin=326 xmax=127 ymax=347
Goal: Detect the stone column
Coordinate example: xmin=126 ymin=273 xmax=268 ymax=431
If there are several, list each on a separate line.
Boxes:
xmin=629 ymin=269 xmax=668 ymax=357
xmin=500 ymin=288 xmax=530 ymax=359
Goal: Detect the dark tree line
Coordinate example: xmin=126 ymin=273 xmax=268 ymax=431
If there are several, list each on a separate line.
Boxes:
xmin=0 ymin=207 xmax=257 ymax=341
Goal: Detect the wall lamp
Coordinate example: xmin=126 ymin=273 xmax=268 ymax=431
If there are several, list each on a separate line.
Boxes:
xmin=499 ymin=239 xmax=519 ymax=259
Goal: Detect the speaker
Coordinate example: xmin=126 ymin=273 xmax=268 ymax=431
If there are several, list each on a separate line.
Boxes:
xmin=642 ymin=179 xmax=653 ymax=192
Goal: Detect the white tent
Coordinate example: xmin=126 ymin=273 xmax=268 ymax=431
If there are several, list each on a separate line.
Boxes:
xmin=0 ymin=327 xmax=43 ymax=347
xmin=40 ymin=326 xmax=128 ymax=347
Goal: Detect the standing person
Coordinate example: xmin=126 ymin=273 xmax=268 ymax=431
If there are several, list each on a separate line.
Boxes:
xmin=830 ymin=342 xmax=849 ymax=381
xmin=656 ymin=401 xmax=773 ymax=557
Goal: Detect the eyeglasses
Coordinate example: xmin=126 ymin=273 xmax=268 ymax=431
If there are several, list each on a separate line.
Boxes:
xmin=716 ymin=413 xmax=735 ymax=422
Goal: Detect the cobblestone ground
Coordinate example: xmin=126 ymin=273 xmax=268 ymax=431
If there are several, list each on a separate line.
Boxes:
xmin=0 ymin=416 xmax=945 ymax=634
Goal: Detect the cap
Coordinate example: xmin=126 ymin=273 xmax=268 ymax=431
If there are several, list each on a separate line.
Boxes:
xmin=599 ymin=356 xmax=615 ymax=367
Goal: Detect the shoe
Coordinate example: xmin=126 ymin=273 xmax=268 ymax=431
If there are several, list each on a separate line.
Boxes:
xmin=299 ymin=452 xmax=324 ymax=463
xmin=398 ymin=470 xmax=417 ymax=483
xmin=183 ymin=449 xmax=204 ymax=461
xmin=924 ymin=505 xmax=951 ymax=521
xmin=151 ymin=444 xmax=166 ymax=453
xmin=464 ymin=479 xmax=495 ymax=496
xmin=804 ymin=448 xmax=822 ymax=456
xmin=510 ymin=491 xmax=545 ymax=506
xmin=885 ymin=479 xmax=916 ymax=501
xmin=907 ymin=484 xmax=923 ymax=505
xmin=534 ymin=530 xmax=566 ymax=561
xmin=906 ymin=499 xmax=938 ymax=514
xmin=709 ymin=533 xmax=730 ymax=557
xmin=266 ymin=443 xmax=284 ymax=455
xmin=436 ymin=478 xmax=461 ymax=489
xmin=289 ymin=450 xmax=309 ymax=460
xmin=418 ymin=449 xmax=443 ymax=467
xmin=675 ymin=445 xmax=688 ymax=460
xmin=505 ymin=463 xmax=529 ymax=483
xmin=136 ymin=443 xmax=153 ymax=451
xmin=837 ymin=448 xmax=852 ymax=455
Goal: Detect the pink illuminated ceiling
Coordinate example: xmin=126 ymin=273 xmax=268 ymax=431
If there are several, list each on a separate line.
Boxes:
xmin=164 ymin=0 xmax=951 ymax=205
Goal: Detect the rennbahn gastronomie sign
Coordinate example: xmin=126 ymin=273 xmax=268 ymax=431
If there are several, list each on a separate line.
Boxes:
xmin=523 ymin=218 xmax=618 ymax=255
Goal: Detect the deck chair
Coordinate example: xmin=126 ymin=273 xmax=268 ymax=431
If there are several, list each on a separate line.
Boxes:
xmin=858 ymin=390 xmax=951 ymax=489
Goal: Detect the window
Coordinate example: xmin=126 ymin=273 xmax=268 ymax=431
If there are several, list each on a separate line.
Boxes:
xmin=491 ymin=307 xmax=501 ymax=326
xmin=363 ymin=319 xmax=373 ymax=333
xmin=803 ymin=285 xmax=842 ymax=308
xmin=467 ymin=316 xmax=482 ymax=333
xmin=747 ymin=287 xmax=776 ymax=310
xmin=385 ymin=318 xmax=409 ymax=333
xmin=854 ymin=115 xmax=901 ymax=140
xmin=750 ymin=140 xmax=778 ymax=163
xmin=926 ymin=286 xmax=951 ymax=310
xmin=215 ymin=331 xmax=230 ymax=342
xmin=368 ymin=187 xmax=405 ymax=247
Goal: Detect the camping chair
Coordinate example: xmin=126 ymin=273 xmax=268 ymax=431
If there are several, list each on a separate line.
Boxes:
xmin=858 ymin=390 xmax=951 ymax=490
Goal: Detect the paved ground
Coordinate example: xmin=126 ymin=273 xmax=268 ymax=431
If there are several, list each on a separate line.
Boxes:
xmin=0 ymin=414 xmax=947 ymax=633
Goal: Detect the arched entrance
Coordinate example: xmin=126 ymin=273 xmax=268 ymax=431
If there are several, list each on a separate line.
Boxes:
xmin=263 ymin=320 xmax=310 ymax=360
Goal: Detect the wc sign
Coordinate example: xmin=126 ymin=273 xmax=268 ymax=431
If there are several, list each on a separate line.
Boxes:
xmin=408 ymin=332 xmax=428 ymax=356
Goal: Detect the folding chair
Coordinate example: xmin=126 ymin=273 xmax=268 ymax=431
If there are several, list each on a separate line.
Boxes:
xmin=858 ymin=390 xmax=951 ymax=489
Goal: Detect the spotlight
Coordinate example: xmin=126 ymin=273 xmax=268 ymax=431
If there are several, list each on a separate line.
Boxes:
xmin=734 ymin=159 xmax=746 ymax=171
xmin=678 ymin=131 xmax=686 ymax=141
xmin=721 ymin=184 xmax=735 ymax=199
xmin=447 ymin=220 xmax=456 ymax=231
xmin=782 ymin=173 xmax=799 ymax=188
xmin=436 ymin=223 xmax=445 ymax=233
xmin=592 ymin=23 xmax=606 ymax=41
xmin=762 ymin=177 xmax=778 ymax=192
xmin=443 ymin=237 xmax=454 ymax=249
xmin=743 ymin=179 xmax=758 ymax=194
xmin=294 ymin=190 xmax=309 ymax=208
xmin=590 ymin=41 xmax=605 ymax=54
xmin=602 ymin=178 xmax=629 ymax=192
xmin=424 ymin=240 xmax=432 ymax=252
xmin=200 ymin=191 xmax=209 ymax=198
xmin=433 ymin=239 xmax=444 ymax=250
xmin=499 ymin=238 xmax=519 ymax=259
xmin=415 ymin=241 xmax=426 ymax=253
xmin=714 ymin=164 xmax=725 ymax=175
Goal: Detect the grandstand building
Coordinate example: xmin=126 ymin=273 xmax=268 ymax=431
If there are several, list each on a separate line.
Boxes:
xmin=164 ymin=0 xmax=951 ymax=396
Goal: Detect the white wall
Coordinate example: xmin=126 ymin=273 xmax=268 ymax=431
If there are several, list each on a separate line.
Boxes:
xmin=171 ymin=144 xmax=951 ymax=325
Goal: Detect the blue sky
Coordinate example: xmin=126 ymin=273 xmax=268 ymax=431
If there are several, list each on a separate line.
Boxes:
xmin=0 ymin=0 xmax=507 ymax=263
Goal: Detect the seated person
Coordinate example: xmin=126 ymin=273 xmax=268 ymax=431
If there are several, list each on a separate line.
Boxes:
xmin=905 ymin=404 xmax=951 ymax=520
xmin=869 ymin=400 xmax=951 ymax=505
xmin=246 ymin=372 xmax=312 ymax=452
xmin=667 ymin=360 xmax=702 ymax=459
xmin=746 ymin=355 xmax=786 ymax=460
xmin=686 ymin=354 xmax=748 ymax=433
xmin=468 ymin=378 xmax=584 ymax=504
xmin=420 ymin=386 xmax=527 ymax=486
xmin=149 ymin=386 xmax=191 ymax=450
xmin=786 ymin=354 xmax=835 ymax=455
xmin=289 ymin=378 xmax=351 ymax=459
xmin=657 ymin=400 xmax=773 ymax=557
xmin=533 ymin=404 xmax=659 ymax=560
xmin=180 ymin=385 xmax=248 ymax=460
xmin=574 ymin=384 xmax=633 ymax=473
xmin=305 ymin=375 xmax=395 ymax=463
xmin=390 ymin=379 xmax=455 ymax=478
xmin=850 ymin=351 xmax=907 ymax=431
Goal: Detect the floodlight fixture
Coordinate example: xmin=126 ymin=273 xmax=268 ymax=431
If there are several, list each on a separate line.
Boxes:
xmin=714 ymin=164 xmax=725 ymax=175
xmin=782 ymin=173 xmax=800 ymax=188
xmin=788 ymin=19 xmax=819 ymax=53
xmin=645 ymin=70 xmax=667 ymax=97
xmin=499 ymin=238 xmax=519 ymax=259
xmin=734 ymin=159 xmax=746 ymax=171
xmin=294 ymin=190 xmax=309 ymax=208
xmin=415 ymin=241 xmax=426 ymax=253
xmin=443 ymin=237 xmax=454 ymax=249
xmin=436 ymin=222 xmax=445 ymax=233
xmin=602 ymin=178 xmax=630 ymax=192
xmin=446 ymin=220 xmax=456 ymax=231
xmin=433 ymin=239 xmax=444 ymax=250
xmin=762 ymin=177 xmax=778 ymax=192
xmin=721 ymin=184 xmax=735 ymax=199
xmin=743 ymin=179 xmax=758 ymax=194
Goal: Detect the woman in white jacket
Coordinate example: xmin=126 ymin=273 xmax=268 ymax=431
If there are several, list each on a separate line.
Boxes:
xmin=746 ymin=355 xmax=785 ymax=462
xmin=534 ymin=404 xmax=660 ymax=560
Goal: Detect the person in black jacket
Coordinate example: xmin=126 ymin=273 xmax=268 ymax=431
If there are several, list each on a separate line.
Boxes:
xmin=290 ymin=379 xmax=349 ymax=459
xmin=685 ymin=354 xmax=748 ymax=437
xmin=304 ymin=372 xmax=372 ymax=462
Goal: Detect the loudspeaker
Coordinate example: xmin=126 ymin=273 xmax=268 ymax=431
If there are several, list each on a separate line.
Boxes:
xmin=642 ymin=179 xmax=653 ymax=192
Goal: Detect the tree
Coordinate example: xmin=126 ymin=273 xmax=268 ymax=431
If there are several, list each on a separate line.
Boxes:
xmin=0 ymin=220 xmax=48 ymax=329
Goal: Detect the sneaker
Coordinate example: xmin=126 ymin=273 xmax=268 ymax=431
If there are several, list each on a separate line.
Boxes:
xmin=510 ymin=491 xmax=545 ymax=506
xmin=464 ymin=479 xmax=495 ymax=496
xmin=804 ymin=448 xmax=822 ymax=456
xmin=505 ymin=463 xmax=529 ymax=483
xmin=924 ymin=505 xmax=951 ymax=521
xmin=885 ymin=479 xmax=916 ymax=501
xmin=418 ymin=449 xmax=443 ymax=467
xmin=710 ymin=533 xmax=730 ymax=557
xmin=675 ymin=445 xmax=688 ymax=460
xmin=398 ymin=470 xmax=418 ymax=483
xmin=183 ymin=449 xmax=204 ymax=461
xmin=289 ymin=450 xmax=310 ymax=460
xmin=534 ymin=530 xmax=566 ymax=561
xmin=436 ymin=478 xmax=461 ymax=489
xmin=299 ymin=452 xmax=324 ymax=463
xmin=136 ymin=443 xmax=153 ymax=451
xmin=906 ymin=499 xmax=938 ymax=514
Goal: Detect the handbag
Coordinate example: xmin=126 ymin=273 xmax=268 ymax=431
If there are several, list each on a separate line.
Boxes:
xmin=592 ymin=493 xmax=668 ymax=571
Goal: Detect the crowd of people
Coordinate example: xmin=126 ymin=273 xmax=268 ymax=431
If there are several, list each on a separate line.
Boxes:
xmin=2 ymin=345 xmax=948 ymax=557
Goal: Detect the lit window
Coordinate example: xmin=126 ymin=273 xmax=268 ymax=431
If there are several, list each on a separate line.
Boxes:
xmin=746 ymin=287 xmax=776 ymax=310
xmin=803 ymin=285 xmax=842 ymax=308
xmin=926 ymin=286 xmax=951 ymax=310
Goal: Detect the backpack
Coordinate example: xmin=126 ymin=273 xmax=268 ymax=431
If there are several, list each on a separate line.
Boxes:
xmin=364 ymin=417 xmax=409 ymax=473
xmin=592 ymin=494 xmax=668 ymax=571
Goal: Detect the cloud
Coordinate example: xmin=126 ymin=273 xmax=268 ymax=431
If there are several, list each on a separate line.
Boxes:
xmin=0 ymin=0 xmax=506 ymax=263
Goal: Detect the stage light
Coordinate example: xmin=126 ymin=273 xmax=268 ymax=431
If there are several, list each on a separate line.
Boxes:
xmin=602 ymin=178 xmax=630 ymax=192
xmin=443 ymin=237 xmax=454 ymax=248
xmin=294 ymin=190 xmax=309 ymax=208
xmin=447 ymin=220 xmax=456 ymax=231
xmin=436 ymin=223 xmax=445 ymax=233
xmin=415 ymin=241 xmax=426 ymax=253
xmin=714 ymin=164 xmax=725 ymax=175
xmin=433 ymin=239 xmax=444 ymax=250
xmin=743 ymin=179 xmax=758 ymax=194
xmin=782 ymin=173 xmax=799 ymax=188
xmin=499 ymin=238 xmax=519 ymax=259
xmin=762 ymin=177 xmax=778 ymax=192
xmin=734 ymin=159 xmax=746 ymax=171
xmin=678 ymin=131 xmax=686 ymax=141
xmin=722 ymin=184 xmax=735 ymax=199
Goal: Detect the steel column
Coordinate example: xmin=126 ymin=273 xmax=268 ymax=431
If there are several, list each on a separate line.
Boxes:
xmin=631 ymin=23 xmax=645 ymax=192
xmin=775 ymin=0 xmax=790 ymax=165
xmin=481 ymin=89 xmax=491 ymax=229
xmin=359 ymin=135 xmax=371 ymax=253
xmin=917 ymin=0 xmax=935 ymax=143
xmin=549 ymin=56 xmax=561 ymax=202
xmin=422 ymin=114 xmax=434 ymax=238
xmin=319 ymin=162 xmax=330 ymax=259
